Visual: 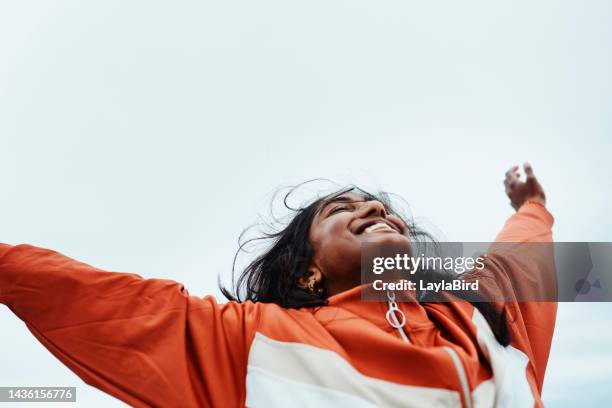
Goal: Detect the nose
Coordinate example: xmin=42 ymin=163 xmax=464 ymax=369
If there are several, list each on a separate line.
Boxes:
xmin=358 ymin=200 xmax=387 ymax=219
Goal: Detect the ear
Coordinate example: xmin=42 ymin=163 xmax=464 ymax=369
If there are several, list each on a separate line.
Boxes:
xmin=298 ymin=265 xmax=323 ymax=289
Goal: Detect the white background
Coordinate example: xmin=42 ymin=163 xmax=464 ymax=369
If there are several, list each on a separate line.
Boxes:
xmin=1 ymin=1 xmax=611 ymax=406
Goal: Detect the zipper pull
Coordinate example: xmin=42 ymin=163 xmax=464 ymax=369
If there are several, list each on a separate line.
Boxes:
xmin=385 ymin=290 xmax=410 ymax=343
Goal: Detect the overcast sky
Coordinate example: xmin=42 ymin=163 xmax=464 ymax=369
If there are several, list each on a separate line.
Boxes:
xmin=1 ymin=1 xmax=611 ymax=406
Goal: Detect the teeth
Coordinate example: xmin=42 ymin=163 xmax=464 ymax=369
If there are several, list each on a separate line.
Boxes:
xmin=364 ymin=222 xmax=394 ymax=234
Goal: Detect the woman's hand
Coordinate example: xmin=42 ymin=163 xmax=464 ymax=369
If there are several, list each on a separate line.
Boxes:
xmin=504 ymin=163 xmax=546 ymax=211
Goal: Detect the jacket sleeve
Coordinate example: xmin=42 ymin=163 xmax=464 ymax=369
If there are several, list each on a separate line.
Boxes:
xmin=0 ymin=243 xmax=259 ymax=407
xmin=477 ymin=202 xmax=557 ymax=393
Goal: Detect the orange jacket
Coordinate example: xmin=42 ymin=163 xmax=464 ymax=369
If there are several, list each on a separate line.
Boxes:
xmin=0 ymin=202 xmax=556 ymax=407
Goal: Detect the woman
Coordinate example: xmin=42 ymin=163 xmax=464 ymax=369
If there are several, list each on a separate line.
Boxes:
xmin=0 ymin=164 xmax=555 ymax=408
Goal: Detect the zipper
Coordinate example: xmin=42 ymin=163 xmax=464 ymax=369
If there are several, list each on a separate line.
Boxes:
xmin=385 ymin=291 xmax=472 ymax=408
xmin=443 ymin=346 xmax=473 ymax=408
xmin=385 ymin=290 xmax=410 ymax=343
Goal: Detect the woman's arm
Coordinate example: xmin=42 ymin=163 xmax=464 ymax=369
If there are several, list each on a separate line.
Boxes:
xmin=0 ymin=243 xmax=259 ymax=407
xmin=479 ymin=163 xmax=557 ymax=392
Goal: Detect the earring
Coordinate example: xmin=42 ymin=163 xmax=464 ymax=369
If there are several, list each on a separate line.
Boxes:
xmin=307 ymin=280 xmax=324 ymax=296
xmin=307 ymin=280 xmax=316 ymax=294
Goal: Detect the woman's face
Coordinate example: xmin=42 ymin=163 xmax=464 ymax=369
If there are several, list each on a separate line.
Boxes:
xmin=308 ymin=192 xmax=411 ymax=295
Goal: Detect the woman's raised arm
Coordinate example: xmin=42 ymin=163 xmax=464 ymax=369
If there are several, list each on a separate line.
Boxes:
xmin=474 ymin=163 xmax=557 ymax=393
xmin=0 ymin=243 xmax=259 ymax=407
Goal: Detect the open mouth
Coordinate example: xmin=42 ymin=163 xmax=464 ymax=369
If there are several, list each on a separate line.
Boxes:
xmin=356 ymin=220 xmax=399 ymax=235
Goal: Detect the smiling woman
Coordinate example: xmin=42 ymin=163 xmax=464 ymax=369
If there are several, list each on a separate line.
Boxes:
xmin=0 ymin=164 xmax=556 ymax=407
xmin=222 ymin=183 xmax=510 ymax=342
xmin=222 ymin=185 xmax=420 ymax=306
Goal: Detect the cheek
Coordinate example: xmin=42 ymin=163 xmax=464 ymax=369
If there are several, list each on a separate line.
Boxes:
xmin=387 ymin=215 xmax=409 ymax=235
xmin=312 ymin=222 xmax=361 ymax=276
xmin=319 ymin=242 xmax=362 ymax=280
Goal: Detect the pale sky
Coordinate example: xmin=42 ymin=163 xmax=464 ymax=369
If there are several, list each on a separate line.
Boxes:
xmin=1 ymin=1 xmax=611 ymax=406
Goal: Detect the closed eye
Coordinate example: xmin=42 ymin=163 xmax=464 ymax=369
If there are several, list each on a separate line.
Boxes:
xmin=328 ymin=205 xmax=351 ymax=215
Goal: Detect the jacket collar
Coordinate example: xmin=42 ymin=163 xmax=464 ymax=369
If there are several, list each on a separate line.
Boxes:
xmin=326 ymin=283 xmax=433 ymax=327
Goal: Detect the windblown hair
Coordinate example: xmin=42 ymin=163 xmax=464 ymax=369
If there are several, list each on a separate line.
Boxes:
xmin=220 ymin=182 xmax=510 ymax=346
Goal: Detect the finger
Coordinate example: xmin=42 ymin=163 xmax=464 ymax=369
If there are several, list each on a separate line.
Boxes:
xmin=504 ymin=177 xmax=517 ymax=193
xmin=505 ymin=168 xmax=519 ymax=184
xmin=505 ymin=165 xmax=518 ymax=177
xmin=524 ymin=162 xmax=535 ymax=179
xmin=505 ymin=165 xmax=519 ymax=177
xmin=505 ymin=172 xmax=518 ymax=184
